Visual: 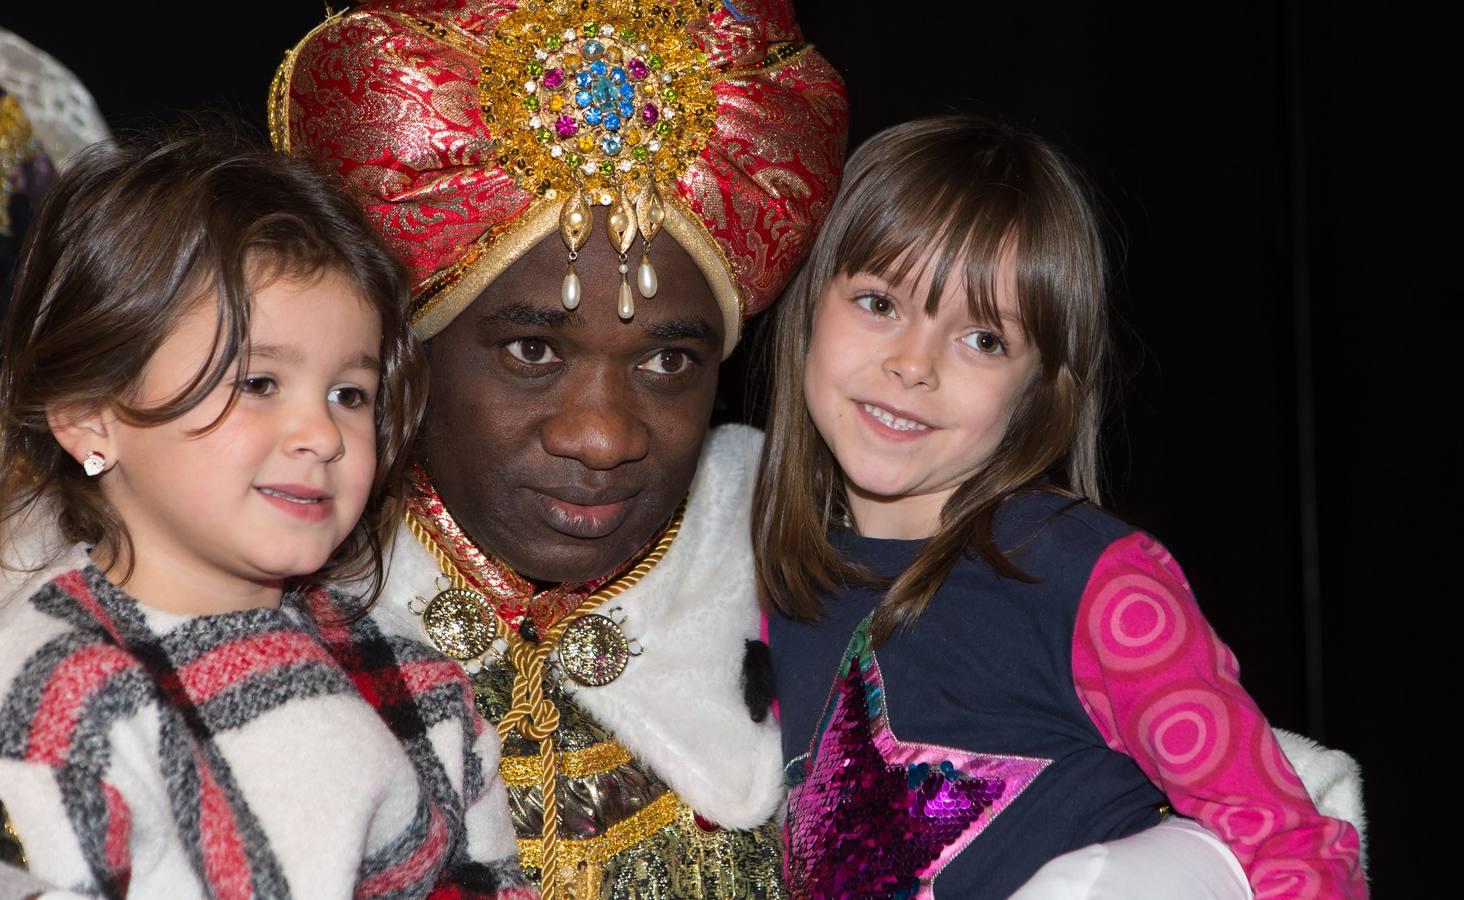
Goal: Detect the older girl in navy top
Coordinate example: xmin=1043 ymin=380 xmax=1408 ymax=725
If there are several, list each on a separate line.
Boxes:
xmin=753 ymin=115 xmax=1365 ymax=898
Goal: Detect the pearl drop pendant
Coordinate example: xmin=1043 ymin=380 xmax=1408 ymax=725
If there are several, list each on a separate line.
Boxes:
xmin=618 ymin=278 xmax=635 ymax=319
xmin=562 ymin=263 xmax=581 ymax=309
xmin=637 ymin=253 xmax=658 ymax=298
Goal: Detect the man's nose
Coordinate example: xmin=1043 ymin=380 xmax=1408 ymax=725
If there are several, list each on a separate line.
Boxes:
xmin=540 ymin=370 xmax=649 ymax=469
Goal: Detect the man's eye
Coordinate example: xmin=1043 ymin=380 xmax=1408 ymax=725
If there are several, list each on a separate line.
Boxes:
xmin=505 ymin=338 xmax=561 ymax=366
xmin=961 ymin=329 xmax=1006 ymax=355
xmin=328 ymin=386 xmax=371 ymax=409
xmin=238 ymin=375 xmax=277 ymax=396
xmin=853 ymin=293 xmax=897 ymax=318
xmin=639 ymin=349 xmax=693 ymax=376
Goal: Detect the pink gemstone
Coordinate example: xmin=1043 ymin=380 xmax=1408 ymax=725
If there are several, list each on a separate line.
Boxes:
xmin=627 ymin=58 xmax=649 ymax=80
xmin=555 ymin=115 xmax=578 ymax=138
xmin=542 ymin=68 xmax=565 ymax=89
xmin=641 ymin=102 xmax=659 ymax=125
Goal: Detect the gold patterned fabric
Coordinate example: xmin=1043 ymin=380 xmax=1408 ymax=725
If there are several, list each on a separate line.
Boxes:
xmin=272 ymin=0 xmax=848 ymax=355
xmin=475 ymin=658 xmax=785 ymax=898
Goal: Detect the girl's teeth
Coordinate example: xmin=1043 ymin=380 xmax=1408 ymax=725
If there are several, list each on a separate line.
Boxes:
xmin=862 ymin=404 xmax=928 ymax=432
xmin=261 ymin=488 xmax=319 ymax=504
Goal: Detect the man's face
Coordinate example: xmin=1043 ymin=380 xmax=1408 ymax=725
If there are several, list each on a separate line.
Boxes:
xmin=422 ymin=231 xmax=724 ymax=583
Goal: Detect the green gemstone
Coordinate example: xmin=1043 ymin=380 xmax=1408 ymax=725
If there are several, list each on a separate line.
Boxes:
xmin=583 ymin=22 xmax=598 ymax=36
xmin=632 ymin=145 xmax=649 ymax=159
xmin=523 ymin=96 xmax=540 ymax=110
xmin=661 ymin=87 xmax=676 ymax=102
xmin=536 ymin=128 xmax=552 ymax=144
xmin=656 ymin=120 xmax=672 ymax=135
xmin=648 ymin=53 xmax=663 ymax=69
xmin=566 ymin=152 xmax=582 ymax=166
xmin=528 ymin=61 xmax=544 ymax=76
xmin=620 ymin=28 xmax=636 ymax=41
xmin=598 ymin=160 xmax=615 ymax=175
xmin=546 ymin=35 xmax=562 ymax=50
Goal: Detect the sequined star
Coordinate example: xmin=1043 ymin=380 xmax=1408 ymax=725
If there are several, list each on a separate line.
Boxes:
xmin=785 ymin=629 xmax=1051 ymax=899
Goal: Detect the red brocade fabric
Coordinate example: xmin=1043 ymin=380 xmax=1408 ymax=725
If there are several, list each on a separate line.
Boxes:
xmin=274 ymin=0 xmax=848 ymax=323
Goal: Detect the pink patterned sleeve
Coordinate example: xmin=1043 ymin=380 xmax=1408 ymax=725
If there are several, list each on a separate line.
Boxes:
xmin=1070 ymin=532 xmax=1366 ymax=898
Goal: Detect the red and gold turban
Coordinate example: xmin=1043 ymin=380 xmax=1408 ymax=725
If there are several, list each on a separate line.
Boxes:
xmin=270 ymin=0 xmax=848 ymax=355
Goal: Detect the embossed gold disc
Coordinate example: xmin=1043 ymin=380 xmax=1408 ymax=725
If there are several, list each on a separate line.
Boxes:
xmin=558 ymin=613 xmax=630 ymax=687
xmin=421 ymin=587 xmax=497 ymax=660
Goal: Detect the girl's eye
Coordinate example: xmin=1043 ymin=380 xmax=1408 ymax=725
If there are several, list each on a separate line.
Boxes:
xmin=962 ymin=330 xmax=1006 ymax=355
xmin=238 ymin=375 xmax=277 ymax=396
xmin=853 ymin=293 xmax=898 ymax=318
xmin=328 ymin=386 xmax=371 ymax=409
xmin=639 ymin=349 xmax=694 ymax=376
xmin=505 ymin=338 xmax=561 ymax=366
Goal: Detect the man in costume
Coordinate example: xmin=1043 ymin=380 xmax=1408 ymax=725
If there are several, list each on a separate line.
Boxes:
xmin=270 ymin=1 xmax=847 ymax=895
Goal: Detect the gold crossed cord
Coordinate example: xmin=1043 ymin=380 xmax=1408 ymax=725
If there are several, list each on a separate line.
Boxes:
xmin=406 ymin=503 xmax=684 ymax=898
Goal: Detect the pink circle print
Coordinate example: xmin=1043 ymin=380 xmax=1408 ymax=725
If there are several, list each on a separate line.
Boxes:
xmin=1134 ymin=683 xmax=1242 ymax=787
xmin=1083 ymin=571 xmax=1193 ymax=673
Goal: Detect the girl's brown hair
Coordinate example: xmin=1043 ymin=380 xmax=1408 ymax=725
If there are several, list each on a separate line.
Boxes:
xmin=0 ymin=124 xmax=426 ymax=601
xmin=753 ymin=113 xmax=1111 ymax=644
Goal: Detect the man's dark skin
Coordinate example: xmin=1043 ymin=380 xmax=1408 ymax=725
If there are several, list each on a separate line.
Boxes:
xmin=422 ymin=231 xmax=726 ymax=584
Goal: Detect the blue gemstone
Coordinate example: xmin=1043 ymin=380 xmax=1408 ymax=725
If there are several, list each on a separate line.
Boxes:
xmin=584 ymin=106 xmax=603 ymax=126
xmin=591 ymin=77 xmax=613 ymax=106
xmin=583 ymin=39 xmax=605 ymax=60
xmin=603 ymin=113 xmax=622 ymax=132
xmin=575 ymin=71 xmax=592 ymax=89
xmin=619 ymin=83 xmax=636 ymax=101
xmin=600 ymin=135 xmax=623 ymax=156
xmin=618 ymin=100 xmax=635 ymax=118
xmin=574 ymin=89 xmax=592 ymax=108
xmin=610 ymin=66 xmax=626 ymax=85
xmin=589 ymin=60 xmax=608 ymax=77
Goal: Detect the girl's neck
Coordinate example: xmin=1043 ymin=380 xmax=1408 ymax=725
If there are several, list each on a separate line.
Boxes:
xmin=846 ymin=486 xmax=947 ymax=540
xmin=93 ymin=541 xmax=284 ymax=615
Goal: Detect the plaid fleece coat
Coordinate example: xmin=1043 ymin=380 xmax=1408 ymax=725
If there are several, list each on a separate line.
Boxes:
xmin=0 ymin=543 xmax=536 ymax=899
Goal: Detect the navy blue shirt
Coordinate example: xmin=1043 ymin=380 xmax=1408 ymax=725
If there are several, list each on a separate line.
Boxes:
xmin=768 ymin=491 xmax=1166 ymax=898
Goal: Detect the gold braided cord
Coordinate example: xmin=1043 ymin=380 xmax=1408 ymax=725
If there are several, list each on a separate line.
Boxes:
xmin=500 ymin=739 xmax=634 ymax=787
xmin=406 ymin=502 xmax=685 ymax=899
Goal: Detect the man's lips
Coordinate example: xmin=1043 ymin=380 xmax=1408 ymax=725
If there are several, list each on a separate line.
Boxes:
xmin=527 ymin=488 xmax=639 ymax=539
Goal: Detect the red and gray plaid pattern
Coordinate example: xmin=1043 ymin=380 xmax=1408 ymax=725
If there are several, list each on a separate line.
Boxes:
xmin=0 ymin=564 xmax=534 ymax=899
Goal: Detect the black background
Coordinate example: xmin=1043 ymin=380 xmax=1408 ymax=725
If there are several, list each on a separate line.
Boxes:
xmin=4 ymin=1 xmax=1448 ymax=893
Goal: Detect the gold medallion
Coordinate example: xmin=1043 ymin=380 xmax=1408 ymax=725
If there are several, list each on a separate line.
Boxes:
xmin=557 ymin=613 xmax=631 ymax=687
xmin=421 ymin=587 xmax=498 ymax=660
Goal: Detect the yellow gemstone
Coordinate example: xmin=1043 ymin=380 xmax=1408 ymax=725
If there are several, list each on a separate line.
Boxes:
xmin=564 ymin=53 xmax=581 ymax=70
xmin=606 ymin=46 xmax=623 ymax=63
xmin=578 ymin=135 xmax=595 ymax=153
xmin=623 ymin=128 xmax=639 ymax=146
xmin=549 ymin=94 xmax=565 ymax=111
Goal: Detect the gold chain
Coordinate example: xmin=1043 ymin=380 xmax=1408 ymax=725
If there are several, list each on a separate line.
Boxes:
xmin=406 ymin=502 xmax=684 ymax=897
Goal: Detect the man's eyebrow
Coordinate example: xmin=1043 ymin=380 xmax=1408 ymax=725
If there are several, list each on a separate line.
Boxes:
xmin=645 ymin=317 xmax=718 ymax=344
xmin=480 ymin=301 xmax=581 ymax=329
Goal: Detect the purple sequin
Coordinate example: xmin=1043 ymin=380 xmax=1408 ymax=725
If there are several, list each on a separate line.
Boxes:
xmin=784 ymin=630 xmax=1052 ymax=899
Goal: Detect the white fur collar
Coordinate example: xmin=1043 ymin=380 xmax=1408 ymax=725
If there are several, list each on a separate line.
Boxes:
xmin=378 ymin=424 xmax=783 ymax=828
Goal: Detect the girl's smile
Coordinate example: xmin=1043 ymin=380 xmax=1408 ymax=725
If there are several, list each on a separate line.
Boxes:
xmin=803 ymin=259 xmax=1040 ymax=539
xmin=80 ymin=269 xmax=383 ymax=613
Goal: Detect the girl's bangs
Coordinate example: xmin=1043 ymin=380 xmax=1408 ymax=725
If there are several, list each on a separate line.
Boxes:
xmin=830 ymin=163 xmax=1024 ymax=332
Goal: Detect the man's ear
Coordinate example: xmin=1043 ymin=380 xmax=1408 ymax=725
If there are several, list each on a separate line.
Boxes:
xmin=45 ymin=405 xmax=116 ymax=475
